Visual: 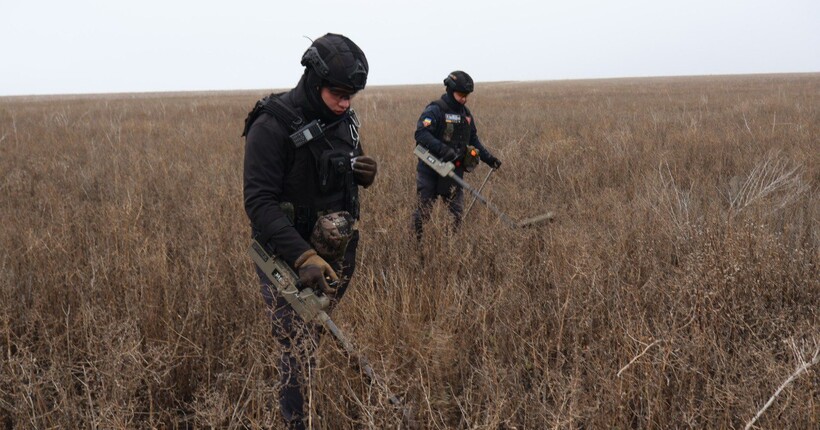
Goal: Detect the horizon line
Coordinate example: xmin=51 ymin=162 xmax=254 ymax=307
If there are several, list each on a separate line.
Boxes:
xmin=2 ymin=71 xmax=818 ymax=99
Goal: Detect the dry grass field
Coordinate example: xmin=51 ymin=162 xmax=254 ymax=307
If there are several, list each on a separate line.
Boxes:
xmin=1 ymin=74 xmax=818 ymax=429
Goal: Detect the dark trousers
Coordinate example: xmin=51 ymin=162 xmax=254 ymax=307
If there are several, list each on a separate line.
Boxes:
xmin=257 ymin=231 xmax=359 ymax=430
xmin=412 ymin=166 xmax=464 ymax=239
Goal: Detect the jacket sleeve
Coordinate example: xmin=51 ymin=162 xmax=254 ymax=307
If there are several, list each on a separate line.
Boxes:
xmin=414 ymin=104 xmax=447 ymax=156
xmin=243 ymin=118 xmax=312 ymax=267
xmin=466 ymin=109 xmax=496 ymax=163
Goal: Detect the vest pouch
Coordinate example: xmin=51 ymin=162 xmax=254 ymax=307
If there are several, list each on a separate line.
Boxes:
xmin=463 ymin=145 xmax=479 ymax=172
xmin=318 ymin=149 xmax=352 ymax=194
xmin=310 ymin=211 xmax=355 ymax=263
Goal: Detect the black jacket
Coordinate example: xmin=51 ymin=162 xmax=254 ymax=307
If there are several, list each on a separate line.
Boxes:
xmin=243 ymin=78 xmax=364 ymax=267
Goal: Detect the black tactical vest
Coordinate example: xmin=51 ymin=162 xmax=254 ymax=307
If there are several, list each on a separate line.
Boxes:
xmin=432 ymin=98 xmax=472 ymax=156
xmin=244 ymin=93 xmax=363 ymax=239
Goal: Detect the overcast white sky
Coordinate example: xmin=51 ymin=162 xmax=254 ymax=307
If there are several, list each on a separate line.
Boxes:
xmin=1 ymin=0 xmax=818 ymax=96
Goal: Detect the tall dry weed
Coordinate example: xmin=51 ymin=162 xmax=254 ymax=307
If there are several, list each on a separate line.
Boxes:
xmin=1 ymin=75 xmax=818 ymax=428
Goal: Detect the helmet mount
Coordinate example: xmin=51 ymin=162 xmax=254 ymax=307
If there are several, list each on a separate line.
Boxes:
xmin=444 ymin=70 xmax=474 ymax=94
xmin=300 ymin=34 xmax=369 ymax=92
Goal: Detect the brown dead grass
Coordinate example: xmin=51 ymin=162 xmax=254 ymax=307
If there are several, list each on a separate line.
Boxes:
xmin=1 ymin=74 xmax=818 ymax=429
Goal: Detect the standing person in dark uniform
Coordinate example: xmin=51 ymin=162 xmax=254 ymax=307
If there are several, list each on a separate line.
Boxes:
xmin=412 ymin=70 xmax=502 ymax=239
xmin=242 ymin=33 xmax=377 ymax=430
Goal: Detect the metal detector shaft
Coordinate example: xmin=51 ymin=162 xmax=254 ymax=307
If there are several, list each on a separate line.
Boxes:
xmin=464 ymin=168 xmax=494 ymax=218
xmin=319 ymin=315 xmax=403 ymax=406
xmin=414 ymin=145 xmax=517 ymax=228
xmin=249 ymin=240 xmax=403 ymax=406
xmin=450 ymin=174 xmax=517 ymax=227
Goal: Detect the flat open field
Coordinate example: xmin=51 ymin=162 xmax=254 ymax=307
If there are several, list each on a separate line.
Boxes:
xmin=1 ymin=74 xmax=818 ymax=429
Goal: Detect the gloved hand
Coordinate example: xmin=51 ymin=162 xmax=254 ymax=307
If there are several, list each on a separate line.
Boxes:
xmin=439 ymin=146 xmax=458 ymax=162
xmin=485 ymin=155 xmax=502 ymax=169
xmin=294 ymin=249 xmax=339 ymax=294
xmin=352 ymin=155 xmax=378 ymax=188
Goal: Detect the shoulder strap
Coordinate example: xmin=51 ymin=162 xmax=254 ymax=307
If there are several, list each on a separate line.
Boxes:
xmin=431 ymin=98 xmax=448 ymax=112
xmin=241 ymin=92 xmax=305 ymax=137
xmin=264 ymin=96 xmax=304 ymax=131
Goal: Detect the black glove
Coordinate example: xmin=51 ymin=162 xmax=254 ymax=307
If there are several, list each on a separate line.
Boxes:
xmin=486 ymin=155 xmax=502 ymax=169
xmin=439 ymin=146 xmax=458 ymax=162
xmin=352 ymin=155 xmax=377 ymax=188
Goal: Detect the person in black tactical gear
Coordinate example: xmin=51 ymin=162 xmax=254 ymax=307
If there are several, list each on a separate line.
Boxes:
xmin=242 ymin=33 xmax=376 ymax=430
xmin=412 ymin=70 xmax=502 ymax=239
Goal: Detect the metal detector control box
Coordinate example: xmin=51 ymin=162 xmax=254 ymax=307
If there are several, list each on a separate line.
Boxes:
xmin=414 ymin=144 xmax=455 ymax=178
xmin=249 ymin=240 xmax=329 ymax=322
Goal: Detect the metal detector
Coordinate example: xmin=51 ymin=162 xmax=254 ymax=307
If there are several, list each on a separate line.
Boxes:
xmin=249 ymin=241 xmax=417 ymax=426
xmin=414 ymin=145 xmax=554 ymax=228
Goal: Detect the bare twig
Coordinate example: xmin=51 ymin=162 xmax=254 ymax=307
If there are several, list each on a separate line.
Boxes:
xmin=229 ymin=362 xmax=256 ymax=429
xmin=12 ymin=114 xmax=19 ymax=147
xmin=499 ymin=130 xmax=529 ymax=158
xmin=742 ymin=112 xmax=754 ymax=137
xmin=0 ymin=386 xmax=15 ymax=412
xmin=79 ymin=364 xmax=99 ymax=430
xmin=617 ymin=340 xmax=662 ymax=377
xmin=744 ymin=347 xmax=820 ymax=429
xmin=728 ymin=152 xmax=806 ymax=214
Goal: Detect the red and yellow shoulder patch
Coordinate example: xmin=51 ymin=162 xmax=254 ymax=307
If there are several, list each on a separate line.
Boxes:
xmin=422 ymin=118 xmax=432 ymax=127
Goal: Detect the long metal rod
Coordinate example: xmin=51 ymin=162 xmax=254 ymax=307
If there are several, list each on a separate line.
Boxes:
xmin=321 ymin=316 xmax=403 ymax=406
xmin=449 ymin=173 xmax=517 ymax=228
xmin=466 ymin=131 xmax=522 ymax=216
xmin=464 ymin=168 xmax=494 ymax=218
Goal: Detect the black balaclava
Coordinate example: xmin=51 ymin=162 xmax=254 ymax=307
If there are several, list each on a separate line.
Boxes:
xmin=299 ymin=69 xmax=339 ymax=122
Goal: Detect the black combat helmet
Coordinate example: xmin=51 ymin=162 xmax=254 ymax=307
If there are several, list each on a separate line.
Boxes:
xmin=444 ymin=70 xmax=474 ymax=94
xmin=301 ymin=33 xmax=369 ymax=92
